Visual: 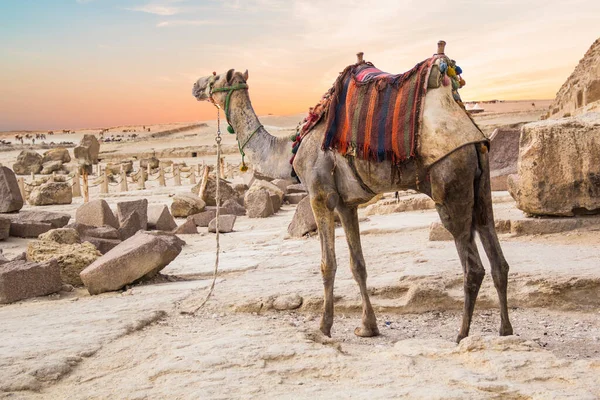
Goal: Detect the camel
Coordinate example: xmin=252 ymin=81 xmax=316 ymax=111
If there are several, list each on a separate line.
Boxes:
xmin=192 ymin=43 xmax=513 ymax=343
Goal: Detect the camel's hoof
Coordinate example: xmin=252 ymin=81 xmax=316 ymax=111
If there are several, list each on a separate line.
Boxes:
xmin=456 ymin=333 xmax=467 ymax=343
xmin=320 ymin=325 xmax=332 ymax=338
xmin=500 ymin=324 xmax=513 ymax=336
xmin=354 ymin=325 xmax=380 ymax=338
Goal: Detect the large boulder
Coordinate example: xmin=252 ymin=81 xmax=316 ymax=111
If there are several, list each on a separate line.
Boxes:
xmin=244 ymin=188 xmax=274 ymax=218
xmin=0 ymin=166 xmax=24 ymax=212
xmin=4 ymin=211 xmax=70 ymax=238
xmin=488 ymin=128 xmax=520 ymax=191
xmin=147 ymin=205 xmax=177 ymax=231
xmin=28 ymin=182 xmax=72 ymax=206
xmin=0 ymin=259 xmax=62 ymax=304
xmin=12 ymin=150 xmax=43 ymax=175
xmin=117 ymin=199 xmax=148 ymax=230
xmin=42 ymin=148 xmax=71 ymax=164
xmin=40 ymin=160 xmax=63 ymax=175
xmin=508 ymin=113 xmax=600 ymax=216
xmin=74 ymin=134 xmax=100 ymax=165
xmin=250 ymin=180 xmax=284 ymax=203
xmin=140 ymin=157 xmax=159 ymax=169
xmin=105 ymin=160 xmax=133 ymax=175
xmin=171 ymin=194 xmax=206 ymax=218
xmin=76 ymin=199 xmax=119 ymax=228
xmin=38 ymin=228 xmax=80 ymax=244
xmin=287 ymin=196 xmax=316 ymax=237
xmin=27 ymin=240 xmax=100 ymax=286
xmin=208 ymin=215 xmax=236 ymax=233
xmin=221 ymin=199 xmax=246 ymax=216
xmin=192 ymin=176 xmax=238 ymax=206
xmin=187 ymin=209 xmax=217 ymax=227
xmin=80 ymin=231 xmax=185 ymax=295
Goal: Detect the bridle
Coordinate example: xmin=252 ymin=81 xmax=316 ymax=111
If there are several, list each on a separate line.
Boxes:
xmin=206 ymin=72 xmax=262 ymax=171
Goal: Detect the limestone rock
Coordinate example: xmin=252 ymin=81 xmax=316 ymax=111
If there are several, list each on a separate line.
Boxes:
xmin=140 ymin=157 xmax=159 ymax=169
xmin=208 ymin=215 xmax=236 ymax=233
xmin=428 ymin=222 xmax=454 ymax=241
xmin=67 ymin=223 xmax=119 ymax=240
xmin=12 ymin=150 xmax=43 ymax=175
xmin=0 ymin=259 xmax=62 ymax=304
xmin=549 ymin=38 xmax=600 ymax=119
xmin=273 ymin=293 xmax=303 ymax=310
xmin=0 ymin=166 xmax=24 ymax=213
xmin=118 ymin=212 xmax=142 ymax=240
xmin=117 ymin=199 xmax=148 ymax=230
xmin=42 ymin=148 xmax=71 ymax=164
xmin=250 ymin=180 xmax=284 ymax=203
xmin=0 ymin=217 xmax=10 ymax=241
xmin=74 ymin=134 xmax=100 ymax=165
xmin=287 ymin=196 xmax=316 ymax=237
xmin=27 ymin=241 xmax=100 ymax=286
xmin=76 ymin=199 xmax=119 ymax=228
xmin=38 ymin=228 xmax=80 ymax=245
xmin=40 ymin=160 xmax=63 ymax=175
xmin=105 ymin=161 xmax=132 ymax=175
xmin=270 ymin=194 xmax=281 ymax=212
xmin=488 ymin=128 xmax=520 ymax=191
xmin=286 ymin=183 xmax=307 ymax=194
xmin=173 ymin=219 xmax=198 ymax=235
xmin=508 ymin=113 xmax=600 ymax=216
xmin=0 ymin=250 xmax=7 ymax=265
xmin=192 ymin=176 xmax=238 ymax=206
xmin=28 ymin=182 xmax=72 ymax=206
xmin=187 ymin=209 xmax=217 ymax=227
xmin=271 ymin=179 xmax=294 ymax=196
xmin=171 ymin=194 xmax=206 ymax=218
xmin=284 ymin=192 xmax=307 ymax=205
xmin=4 ymin=211 xmax=71 ymax=238
xmin=80 ymin=231 xmax=184 ymax=295
xmin=221 ymin=199 xmax=246 ymax=216
xmin=244 ymin=188 xmax=274 ymax=218
xmin=147 ymin=205 xmax=177 ymax=231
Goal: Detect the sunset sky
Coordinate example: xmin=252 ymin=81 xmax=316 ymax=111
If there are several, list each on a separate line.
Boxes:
xmin=1 ymin=0 xmax=599 ymax=131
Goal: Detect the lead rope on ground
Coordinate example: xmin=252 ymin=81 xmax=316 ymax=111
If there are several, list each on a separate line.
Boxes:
xmin=182 ymin=104 xmax=222 ymax=315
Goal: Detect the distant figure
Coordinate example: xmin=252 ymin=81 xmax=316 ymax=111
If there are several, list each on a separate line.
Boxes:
xmin=532 ymin=102 xmax=536 ymax=107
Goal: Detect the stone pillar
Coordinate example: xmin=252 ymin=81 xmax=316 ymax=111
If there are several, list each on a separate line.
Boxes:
xmin=158 ymin=166 xmax=166 ymax=187
xmin=120 ymin=168 xmax=128 ymax=192
xmin=17 ymin=177 xmax=27 ymax=204
xmin=100 ymin=168 xmax=108 ymax=194
xmin=137 ymin=169 xmax=145 ymax=190
xmin=189 ymin=167 xmax=197 ymax=185
xmin=174 ymin=165 xmax=181 ymax=186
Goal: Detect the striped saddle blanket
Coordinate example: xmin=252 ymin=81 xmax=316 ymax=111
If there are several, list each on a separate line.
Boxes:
xmin=322 ymin=58 xmax=434 ymax=163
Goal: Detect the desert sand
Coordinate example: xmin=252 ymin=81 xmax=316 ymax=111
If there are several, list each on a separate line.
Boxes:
xmin=1 ymin=100 xmax=600 ymax=399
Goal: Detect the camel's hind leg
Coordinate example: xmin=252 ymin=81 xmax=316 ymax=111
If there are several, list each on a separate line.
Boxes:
xmin=473 ymin=147 xmax=513 ymax=337
xmin=430 ymin=145 xmax=486 ymax=343
xmin=336 ymin=203 xmax=379 ymax=337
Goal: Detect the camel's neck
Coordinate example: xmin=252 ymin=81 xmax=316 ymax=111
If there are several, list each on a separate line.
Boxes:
xmin=225 ymin=91 xmax=293 ymax=180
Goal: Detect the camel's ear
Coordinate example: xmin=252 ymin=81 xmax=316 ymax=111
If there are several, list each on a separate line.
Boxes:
xmin=226 ymin=69 xmax=235 ymax=84
xmin=242 ymin=69 xmax=249 ymax=81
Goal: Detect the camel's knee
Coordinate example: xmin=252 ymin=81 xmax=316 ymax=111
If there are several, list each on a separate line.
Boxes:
xmin=350 ymin=260 xmax=367 ymax=282
xmin=466 ymin=265 xmax=485 ymax=287
xmin=311 ymin=191 xmax=339 ymax=212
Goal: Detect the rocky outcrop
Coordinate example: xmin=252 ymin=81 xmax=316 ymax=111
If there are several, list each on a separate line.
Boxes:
xmin=80 ymin=231 xmax=184 ymax=295
xmin=508 ymin=113 xmax=600 ymax=216
xmin=12 ymin=150 xmax=43 ymax=175
xmin=0 ymin=166 xmax=24 ymax=213
xmin=488 ymin=128 xmax=520 ymax=191
xmin=75 ymin=199 xmax=119 ymax=229
xmin=0 ymin=259 xmax=62 ymax=304
xmin=549 ymin=38 xmax=600 ymax=119
xmin=171 ymin=194 xmax=205 ymax=218
xmin=28 ymin=182 xmax=72 ymax=206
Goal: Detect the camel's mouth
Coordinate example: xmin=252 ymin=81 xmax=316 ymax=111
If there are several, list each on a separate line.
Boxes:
xmin=192 ymin=79 xmax=209 ymax=101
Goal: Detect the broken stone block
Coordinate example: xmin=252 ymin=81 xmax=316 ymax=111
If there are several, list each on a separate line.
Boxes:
xmin=27 ymin=241 xmax=100 ymax=286
xmin=187 ymin=209 xmax=217 ymax=227
xmin=271 ymin=179 xmax=294 ymax=196
xmin=117 ymin=199 xmax=148 ymax=230
xmin=0 ymin=217 xmax=10 ymax=241
xmin=42 ymin=148 xmax=71 ymax=164
xmin=0 ymin=166 xmax=24 ymax=213
xmin=40 ymin=160 xmax=63 ymax=175
xmin=428 ymin=222 xmax=453 ymax=241
xmin=74 ymin=134 xmax=100 ymax=165
xmin=221 ymin=199 xmax=246 ymax=216
xmin=286 ymin=183 xmax=307 ymax=194
xmin=118 ymin=212 xmax=142 ymax=240
xmin=208 ymin=215 xmax=236 ymax=233
xmin=75 ymin=199 xmax=119 ymax=229
xmin=284 ymin=192 xmax=307 ymax=205
xmin=28 ymin=182 xmax=72 ymax=206
xmin=147 ymin=205 xmax=177 ymax=231
xmin=287 ymin=196 xmax=316 ymax=237
xmin=191 ymin=176 xmax=238 ymax=206
xmin=488 ymin=128 xmax=520 ymax=191
xmin=0 ymin=259 xmax=62 ymax=304
xmin=80 ymin=231 xmax=185 ymax=295
xmin=250 ymin=180 xmax=284 ymax=203
xmin=4 ymin=211 xmax=71 ymax=238
xmin=12 ymin=150 xmax=43 ymax=175
xmin=83 ymin=237 xmax=122 ymax=255
xmin=172 ymin=219 xmax=198 ymax=235
xmin=171 ymin=194 xmax=206 ymax=218
xmin=244 ymin=188 xmax=274 ymax=218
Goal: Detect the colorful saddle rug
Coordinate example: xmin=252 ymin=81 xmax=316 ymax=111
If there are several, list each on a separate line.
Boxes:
xmin=322 ymin=57 xmax=435 ymax=164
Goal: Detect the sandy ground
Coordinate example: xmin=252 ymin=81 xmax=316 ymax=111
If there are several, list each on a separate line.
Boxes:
xmin=2 ymin=101 xmax=600 ymax=399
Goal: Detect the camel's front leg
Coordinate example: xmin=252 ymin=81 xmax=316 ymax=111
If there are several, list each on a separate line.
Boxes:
xmin=311 ymin=193 xmax=338 ymax=337
xmin=336 ymin=203 xmax=379 ymax=337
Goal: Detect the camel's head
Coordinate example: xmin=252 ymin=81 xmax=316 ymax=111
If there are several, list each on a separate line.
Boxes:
xmin=192 ymin=69 xmax=249 ymax=103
